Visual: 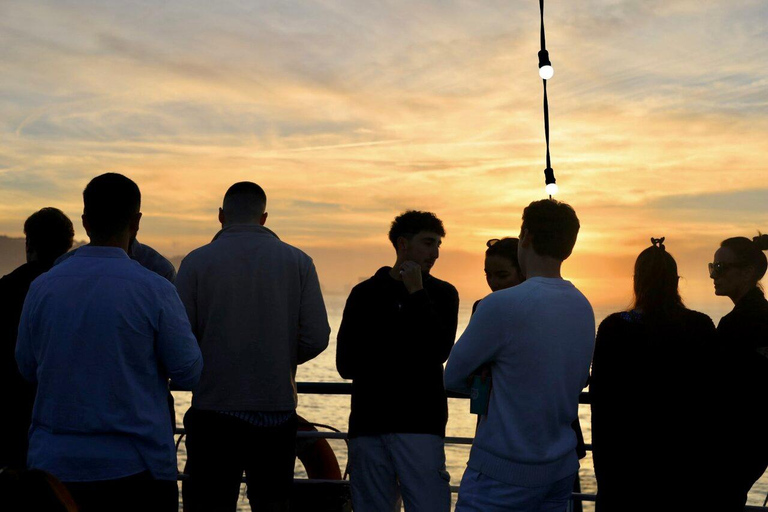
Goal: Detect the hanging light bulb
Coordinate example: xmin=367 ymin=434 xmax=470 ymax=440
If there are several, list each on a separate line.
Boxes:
xmin=544 ymin=167 xmax=558 ymax=196
xmin=545 ymin=182 xmax=559 ymax=196
xmin=538 ymin=50 xmax=554 ymax=80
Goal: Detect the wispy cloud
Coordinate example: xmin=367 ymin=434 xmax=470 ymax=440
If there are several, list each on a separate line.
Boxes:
xmin=1 ymin=0 xmax=766 ymax=310
xmin=650 ymin=189 xmax=768 ymax=213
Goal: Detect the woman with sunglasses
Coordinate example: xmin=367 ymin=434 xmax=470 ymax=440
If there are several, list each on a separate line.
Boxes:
xmin=590 ymin=239 xmax=718 ymax=511
xmin=710 ymin=234 xmax=768 ymax=509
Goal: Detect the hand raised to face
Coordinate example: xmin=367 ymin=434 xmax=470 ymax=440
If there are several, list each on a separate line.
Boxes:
xmin=399 ymin=260 xmax=424 ymax=294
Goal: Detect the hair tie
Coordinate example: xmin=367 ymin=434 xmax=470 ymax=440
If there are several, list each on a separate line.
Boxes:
xmin=650 ymin=237 xmax=666 ymax=251
xmin=753 ymin=232 xmax=768 ymax=251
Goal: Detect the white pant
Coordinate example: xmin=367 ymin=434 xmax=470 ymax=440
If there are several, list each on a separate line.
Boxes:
xmin=349 ymin=433 xmax=451 ymax=512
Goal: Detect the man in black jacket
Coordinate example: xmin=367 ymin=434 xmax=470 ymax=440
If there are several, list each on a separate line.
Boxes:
xmin=337 ymin=210 xmax=459 ymax=512
xmin=0 ymin=207 xmax=74 ymax=469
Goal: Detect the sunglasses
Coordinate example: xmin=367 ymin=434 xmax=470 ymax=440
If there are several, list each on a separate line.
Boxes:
xmin=708 ymin=261 xmax=747 ymax=278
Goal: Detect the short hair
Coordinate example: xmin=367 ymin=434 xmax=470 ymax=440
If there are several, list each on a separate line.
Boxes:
xmin=24 ymin=207 xmax=75 ymax=263
xmin=222 ymin=182 xmax=267 ymax=223
xmin=633 ymin=244 xmax=684 ymax=321
xmin=521 ymin=199 xmax=580 ymax=260
xmin=486 ymin=237 xmax=521 ymax=271
xmin=82 ymin=173 xmax=141 ymax=238
xmin=721 ymin=234 xmax=768 ymax=283
xmin=388 ymin=210 xmax=446 ymax=249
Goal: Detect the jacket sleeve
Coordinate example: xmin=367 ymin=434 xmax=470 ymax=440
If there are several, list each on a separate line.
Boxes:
xmin=297 ymin=260 xmax=330 ymax=365
xmin=336 ymin=286 xmax=363 ymax=380
xmin=444 ymin=298 xmax=505 ymax=394
xmin=156 ymin=284 xmax=203 ymax=390
xmin=174 ymin=258 xmax=198 ymax=340
xmin=399 ymin=285 xmax=459 ymax=365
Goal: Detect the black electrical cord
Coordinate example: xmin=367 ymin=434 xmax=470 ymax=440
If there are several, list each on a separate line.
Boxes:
xmin=539 ymin=0 xmax=556 ymax=199
xmin=543 ymin=79 xmax=551 ymax=173
xmin=539 ymin=0 xmax=547 ymax=51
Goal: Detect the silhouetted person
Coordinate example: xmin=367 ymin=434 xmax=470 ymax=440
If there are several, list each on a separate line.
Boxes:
xmin=472 ymin=237 xmax=587 ymax=505
xmin=337 ymin=210 xmax=459 ymax=512
xmin=590 ymin=239 xmax=718 ymax=512
xmin=0 ymin=208 xmax=74 ymax=470
xmin=710 ymin=234 xmax=768 ymax=510
xmin=445 ymin=199 xmax=593 ymax=512
xmin=15 ymin=173 xmax=203 ymax=512
xmin=471 ymin=237 xmax=524 ymax=315
xmin=469 ymin=238 xmax=524 ymax=419
xmin=177 ymin=182 xmax=330 ymax=512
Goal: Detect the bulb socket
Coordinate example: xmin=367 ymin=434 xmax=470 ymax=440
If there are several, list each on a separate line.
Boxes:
xmin=538 ymin=50 xmax=551 ymax=68
xmin=544 ymin=167 xmax=556 ymax=185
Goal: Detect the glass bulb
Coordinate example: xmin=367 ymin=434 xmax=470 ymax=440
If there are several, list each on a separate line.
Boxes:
xmin=546 ymin=182 xmax=559 ymax=196
xmin=539 ymin=65 xmax=554 ymax=80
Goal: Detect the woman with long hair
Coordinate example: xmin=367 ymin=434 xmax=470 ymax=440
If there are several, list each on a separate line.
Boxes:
xmin=710 ymin=234 xmax=768 ymax=509
xmin=590 ymin=238 xmax=718 ymax=511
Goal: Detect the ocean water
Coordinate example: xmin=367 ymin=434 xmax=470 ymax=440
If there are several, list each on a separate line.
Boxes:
xmin=172 ymin=294 xmax=768 ymax=511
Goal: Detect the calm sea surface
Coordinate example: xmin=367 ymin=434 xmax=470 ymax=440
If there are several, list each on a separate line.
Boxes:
xmin=172 ymin=294 xmax=768 ymax=511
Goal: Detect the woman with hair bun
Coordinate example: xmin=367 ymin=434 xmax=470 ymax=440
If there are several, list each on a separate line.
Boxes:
xmin=472 ymin=238 xmax=524 ymax=315
xmin=590 ymin=238 xmax=718 ymax=511
xmin=710 ymin=233 xmax=768 ymax=509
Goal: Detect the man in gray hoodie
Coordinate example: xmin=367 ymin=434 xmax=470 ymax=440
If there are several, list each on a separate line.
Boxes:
xmin=176 ymin=182 xmax=331 ymax=512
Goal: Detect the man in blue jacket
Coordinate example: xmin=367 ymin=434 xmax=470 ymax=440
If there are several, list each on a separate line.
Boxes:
xmin=15 ymin=173 xmax=203 ymax=512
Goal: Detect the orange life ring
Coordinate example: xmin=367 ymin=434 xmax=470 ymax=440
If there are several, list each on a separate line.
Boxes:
xmin=295 ymin=415 xmax=342 ymax=480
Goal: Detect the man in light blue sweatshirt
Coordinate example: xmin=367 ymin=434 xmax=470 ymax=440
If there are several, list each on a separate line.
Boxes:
xmin=445 ymin=199 xmax=595 ymax=512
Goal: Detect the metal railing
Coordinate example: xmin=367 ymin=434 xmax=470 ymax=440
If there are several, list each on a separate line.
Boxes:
xmin=174 ymin=382 xmax=768 ymax=510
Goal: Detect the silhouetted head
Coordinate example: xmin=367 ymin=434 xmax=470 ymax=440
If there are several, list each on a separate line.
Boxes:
xmin=518 ymin=199 xmax=579 ymax=274
xmin=632 ymin=239 xmax=684 ymax=319
xmin=23 ymin=207 xmax=74 ymax=264
xmin=219 ymin=182 xmax=268 ymax=226
xmin=388 ymin=210 xmax=445 ymax=274
xmin=711 ymin=234 xmax=768 ymax=302
xmin=485 ymin=237 xmax=524 ymax=292
xmin=82 ymin=173 xmax=141 ymax=243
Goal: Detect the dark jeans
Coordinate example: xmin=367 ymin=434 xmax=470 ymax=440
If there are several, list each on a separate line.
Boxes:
xmin=64 ymin=471 xmax=178 ymax=512
xmin=182 ymin=408 xmax=298 ymax=512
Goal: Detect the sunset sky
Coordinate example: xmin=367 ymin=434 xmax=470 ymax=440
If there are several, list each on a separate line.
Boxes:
xmin=1 ymin=0 xmax=767 ymax=317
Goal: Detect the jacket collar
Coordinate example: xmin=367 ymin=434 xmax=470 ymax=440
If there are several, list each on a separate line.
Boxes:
xmin=211 ymin=224 xmax=279 ymax=242
xmin=734 ymin=287 xmax=767 ymax=311
xmin=75 ymin=246 xmax=130 ymax=259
